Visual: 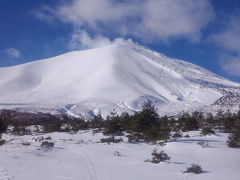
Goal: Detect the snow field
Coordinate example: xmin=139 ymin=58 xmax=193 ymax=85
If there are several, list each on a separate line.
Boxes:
xmin=1 ymin=130 xmax=240 ymax=180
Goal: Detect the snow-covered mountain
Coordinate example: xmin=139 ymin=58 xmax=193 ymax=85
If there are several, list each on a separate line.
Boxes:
xmin=0 ymin=41 xmax=239 ymax=117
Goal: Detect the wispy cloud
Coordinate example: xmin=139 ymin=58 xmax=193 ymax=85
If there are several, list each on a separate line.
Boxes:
xmin=218 ymin=53 xmax=240 ymax=76
xmin=211 ymin=13 xmax=240 ymax=76
xmin=33 ymin=5 xmax=57 ymax=24
xmin=69 ymin=29 xmax=112 ymax=50
xmin=68 ymin=29 xmax=134 ymax=50
xmin=0 ymin=48 xmax=21 ymax=66
xmin=2 ymin=48 xmax=21 ymax=59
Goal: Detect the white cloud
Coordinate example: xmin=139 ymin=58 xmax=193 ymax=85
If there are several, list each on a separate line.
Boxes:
xmin=135 ymin=0 xmax=215 ymax=42
xmin=68 ymin=29 xmax=134 ymax=50
xmin=211 ymin=14 xmax=240 ymax=76
xmin=33 ymin=5 xmax=56 ymax=23
xmin=219 ymin=53 xmax=240 ymax=76
xmin=36 ymin=0 xmax=215 ymax=42
xmin=56 ymin=0 xmax=138 ymax=27
xmin=3 ymin=48 xmax=21 ymax=59
xmin=69 ymin=29 xmax=112 ymax=50
xmin=212 ymin=15 xmax=240 ymax=52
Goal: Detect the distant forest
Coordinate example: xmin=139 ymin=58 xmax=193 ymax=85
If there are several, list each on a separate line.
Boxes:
xmin=0 ymin=103 xmax=240 ymax=148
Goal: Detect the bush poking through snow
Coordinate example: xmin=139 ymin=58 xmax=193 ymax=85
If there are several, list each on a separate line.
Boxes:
xmin=148 ymin=149 xmax=170 ymax=164
xmin=22 ymin=142 xmax=31 ymax=146
xmin=184 ymin=134 xmax=190 ymax=138
xmin=197 ymin=141 xmax=209 ymax=148
xmin=100 ymin=137 xmax=123 ymax=144
xmin=201 ymin=127 xmax=215 ymax=136
xmin=41 ymin=141 xmax=54 ymax=148
xmin=45 ymin=136 xmax=52 ymax=140
xmin=183 ymin=164 xmax=203 ymax=174
xmin=0 ymin=139 xmax=6 ymax=146
xmin=157 ymin=141 xmax=167 ymax=146
xmin=113 ymin=151 xmax=122 ymax=157
xmin=172 ymin=131 xmax=183 ymax=138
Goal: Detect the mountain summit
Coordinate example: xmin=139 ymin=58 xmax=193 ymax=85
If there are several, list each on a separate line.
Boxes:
xmin=0 ymin=42 xmax=239 ymax=117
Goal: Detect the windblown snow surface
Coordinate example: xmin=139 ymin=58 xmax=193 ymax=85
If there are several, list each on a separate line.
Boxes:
xmin=0 ymin=41 xmax=239 ymax=117
xmin=1 ymin=130 xmax=240 ymax=180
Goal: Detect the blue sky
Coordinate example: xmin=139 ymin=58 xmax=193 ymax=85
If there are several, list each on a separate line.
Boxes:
xmin=0 ymin=0 xmax=240 ymax=82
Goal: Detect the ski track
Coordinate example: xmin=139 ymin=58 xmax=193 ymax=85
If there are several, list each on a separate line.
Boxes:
xmin=81 ymin=150 xmax=99 ymax=180
xmin=0 ymin=168 xmax=14 ymax=180
xmin=1 ymin=131 xmax=240 ymax=180
xmin=0 ymin=144 xmax=99 ymax=180
xmin=51 ymin=146 xmax=99 ymax=180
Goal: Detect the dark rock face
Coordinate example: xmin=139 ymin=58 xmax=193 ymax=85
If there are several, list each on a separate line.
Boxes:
xmin=214 ymin=92 xmax=240 ymax=108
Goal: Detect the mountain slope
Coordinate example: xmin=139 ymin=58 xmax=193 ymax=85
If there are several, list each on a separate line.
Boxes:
xmin=0 ymin=42 xmax=239 ymax=117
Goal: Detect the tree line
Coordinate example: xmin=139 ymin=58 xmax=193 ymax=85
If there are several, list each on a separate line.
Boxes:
xmin=0 ymin=104 xmax=240 ymax=148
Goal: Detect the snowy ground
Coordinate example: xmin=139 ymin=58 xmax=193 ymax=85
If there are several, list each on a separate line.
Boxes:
xmin=0 ymin=130 xmax=240 ymax=180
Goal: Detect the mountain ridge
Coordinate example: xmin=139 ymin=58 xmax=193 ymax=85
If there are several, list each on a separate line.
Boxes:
xmin=0 ymin=41 xmax=239 ymax=117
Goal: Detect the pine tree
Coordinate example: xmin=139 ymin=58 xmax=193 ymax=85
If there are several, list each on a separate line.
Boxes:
xmin=227 ymin=115 xmax=240 ymax=148
xmin=223 ymin=110 xmax=235 ymax=133
xmin=178 ymin=112 xmax=199 ymax=131
xmin=131 ymin=103 xmax=160 ymax=133
xmin=91 ymin=111 xmax=104 ymax=128
xmin=0 ymin=120 xmax=7 ymax=134
xmin=216 ymin=109 xmax=225 ymax=130
xmin=0 ymin=118 xmax=7 ymax=140
xmin=104 ymin=109 xmax=123 ymax=138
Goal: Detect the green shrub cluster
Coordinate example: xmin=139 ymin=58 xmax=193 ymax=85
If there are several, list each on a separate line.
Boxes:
xmin=150 ymin=149 xmax=170 ymax=164
xmin=1 ymin=104 xmax=240 ymax=147
xmin=183 ymin=164 xmax=203 ymax=174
